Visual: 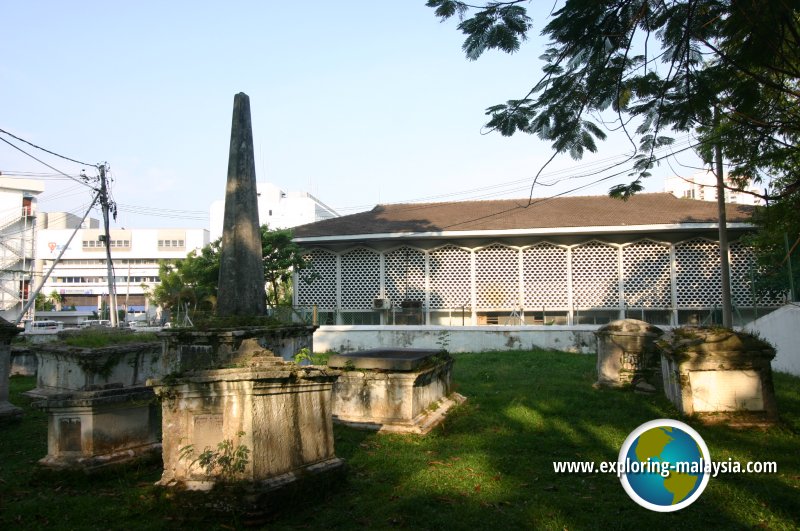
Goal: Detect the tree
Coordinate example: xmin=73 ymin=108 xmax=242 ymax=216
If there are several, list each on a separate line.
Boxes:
xmin=428 ymin=1 xmax=800 ymax=320
xmin=260 ymin=226 xmax=308 ymax=308
xmin=427 ymin=0 xmax=798 ymax=199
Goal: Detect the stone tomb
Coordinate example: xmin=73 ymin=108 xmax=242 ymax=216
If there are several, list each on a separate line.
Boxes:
xmin=25 ymin=339 xmax=163 ymax=399
xmin=595 ymin=319 xmax=664 ymax=390
xmin=36 ymin=385 xmax=161 ymax=470
xmin=149 ymin=344 xmax=344 ymax=491
xmin=658 ymin=328 xmax=778 ymax=424
xmin=328 ymin=348 xmax=465 ymax=434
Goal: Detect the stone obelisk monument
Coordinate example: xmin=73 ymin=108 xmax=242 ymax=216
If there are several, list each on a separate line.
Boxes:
xmin=217 ymin=93 xmax=267 ymax=317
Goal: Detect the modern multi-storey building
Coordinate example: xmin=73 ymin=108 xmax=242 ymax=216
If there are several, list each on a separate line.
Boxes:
xmin=664 ymin=172 xmax=763 ymax=205
xmin=209 ymin=182 xmax=338 ymax=240
xmin=0 ymin=177 xmax=44 ymax=322
xmin=35 ymin=227 xmax=209 ymax=316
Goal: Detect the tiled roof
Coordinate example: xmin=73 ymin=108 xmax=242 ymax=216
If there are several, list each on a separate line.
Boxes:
xmin=293 ymin=193 xmax=754 ymax=239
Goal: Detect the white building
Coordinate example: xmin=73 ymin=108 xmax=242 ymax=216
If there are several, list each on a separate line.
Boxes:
xmin=35 ymin=227 xmax=209 ymax=316
xmin=209 ymin=182 xmax=338 ymax=241
xmin=0 ymin=177 xmax=44 ymax=322
xmin=664 ymin=171 xmax=763 ymax=205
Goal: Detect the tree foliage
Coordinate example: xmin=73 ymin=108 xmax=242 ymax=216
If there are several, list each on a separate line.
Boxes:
xmin=427 ymin=0 xmax=799 ymax=200
xmin=261 ymin=226 xmax=307 ymax=307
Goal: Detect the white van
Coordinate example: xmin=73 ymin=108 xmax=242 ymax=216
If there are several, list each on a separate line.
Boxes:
xmin=24 ymin=320 xmax=64 ymax=333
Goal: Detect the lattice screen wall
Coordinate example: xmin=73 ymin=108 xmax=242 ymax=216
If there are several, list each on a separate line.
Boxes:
xmin=729 ymin=241 xmax=785 ymax=307
xmin=296 ymin=249 xmax=336 ymax=309
xmin=385 ymin=247 xmax=426 ymax=305
xmin=523 ymin=243 xmax=568 ymax=309
xmin=675 ymin=238 xmax=722 ymax=307
xmin=428 ymin=245 xmax=471 ymax=309
xmin=340 ymin=248 xmax=380 ymax=310
xmin=623 ymin=241 xmax=671 ymax=308
xmin=475 ymin=244 xmax=519 ymax=309
xmin=572 ymin=242 xmax=619 ymax=308
xmin=296 ymin=238 xmax=782 ymax=315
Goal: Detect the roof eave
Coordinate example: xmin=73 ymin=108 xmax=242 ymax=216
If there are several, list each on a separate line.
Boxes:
xmin=293 ymin=222 xmax=754 ymax=243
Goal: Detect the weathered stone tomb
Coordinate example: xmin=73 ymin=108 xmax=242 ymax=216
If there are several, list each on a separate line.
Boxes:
xmin=328 ymin=348 xmax=465 ymax=434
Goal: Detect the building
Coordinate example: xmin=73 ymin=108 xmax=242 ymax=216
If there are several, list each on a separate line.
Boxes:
xmin=665 ymin=172 xmax=763 ymax=205
xmin=0 ymin=177 xmax=44 ymax=322
xmin=35 ymin=227 xmax=209 ymax=317
xmin=209 ymin=182 xmax=338 ymax=241
xmin=292 ymin=193 xmax=783 ymax=327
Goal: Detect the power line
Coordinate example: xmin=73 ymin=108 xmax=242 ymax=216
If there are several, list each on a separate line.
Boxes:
xmin=0 ymin=136 xmax=96 ymax=190
xmin=0 ymin=128 xmax=96 ymax=168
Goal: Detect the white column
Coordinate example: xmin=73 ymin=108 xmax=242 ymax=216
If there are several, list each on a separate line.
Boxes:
xmin=424 ymin=251 xmax=431 ymax=325
xmin=378 ymin=252 xmax=386 ymax=325
xmin=566 ymin=247 xmax=574 ymax=325
xmin=335 ymin=254 xmax=342 ymax=325
xmin=618 ymin=245 xmax=625 ymax=320
xmin=470 ymin=249 xmax=477 ymax=325
xmin=518 ymin=248 xmax=525 ymax=322
xmin=670 ymin=244 xmax=678 ymax=325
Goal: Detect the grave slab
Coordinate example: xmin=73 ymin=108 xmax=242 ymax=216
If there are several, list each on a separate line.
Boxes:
xmin=329 ymin=348 xmax=465 ymax=434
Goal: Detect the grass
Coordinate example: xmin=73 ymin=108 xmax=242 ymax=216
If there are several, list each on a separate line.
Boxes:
xmin=60 ymin=330 xmax=159 ymax=348
xmin=1 ymin=350 xmax=799 ymax=530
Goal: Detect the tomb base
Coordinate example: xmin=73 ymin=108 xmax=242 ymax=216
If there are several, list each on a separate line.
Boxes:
xmin=329 ymin=349 xmax=465 ymax=434
xmin=35 ymin=385 xmax=161 ymax=471
xmin=149 ymin=351 xmax=343 ymax=491
xmin=658 ymin=328 xmax=778 ymax=426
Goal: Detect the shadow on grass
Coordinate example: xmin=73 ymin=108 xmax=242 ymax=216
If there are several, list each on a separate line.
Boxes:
xmin=2 ymin=352 xmax=800 ymax=530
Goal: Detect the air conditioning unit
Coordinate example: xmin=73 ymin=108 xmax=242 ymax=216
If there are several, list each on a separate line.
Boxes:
xmin=372 ymin=298 xmax=391 ymax=310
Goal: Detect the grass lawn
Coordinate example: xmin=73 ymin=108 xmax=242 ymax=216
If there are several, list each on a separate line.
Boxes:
xmin=1 ymin=350 xmax=798 ymax=530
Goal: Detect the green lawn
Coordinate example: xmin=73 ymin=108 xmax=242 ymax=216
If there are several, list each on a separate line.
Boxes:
xmin=1 ymin=350 xmax=798 ymax=530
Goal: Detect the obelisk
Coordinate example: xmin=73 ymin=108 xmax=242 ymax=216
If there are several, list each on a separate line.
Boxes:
xmin=216 ymin=93 xmax=267 ymax=317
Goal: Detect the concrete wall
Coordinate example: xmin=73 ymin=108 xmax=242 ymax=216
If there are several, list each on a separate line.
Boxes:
xmin=313 ymin=325 xmax=600 ymax=354
xmin=744 ymin=304 xmax=800 ymax=376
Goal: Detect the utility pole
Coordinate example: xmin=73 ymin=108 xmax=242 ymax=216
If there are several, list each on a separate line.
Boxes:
xmin=714 ymin=107 xmax=733 ymax=328
xmin=98 ymin=163 xmax=119 ymax=327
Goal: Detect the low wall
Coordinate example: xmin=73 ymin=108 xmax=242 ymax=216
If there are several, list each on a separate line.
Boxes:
xmin=744 ymin=304 xmax=800 ymax=376
xmin=313 ymin=325 xmax=600 ymax=354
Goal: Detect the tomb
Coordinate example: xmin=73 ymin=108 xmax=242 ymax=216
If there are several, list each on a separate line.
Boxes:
xmin=658 ymin=328 xmax=778 ymax=425
xmin=150 ymin=341 xmax=343 ymax=490
xmin=594 ymin=319 xmax=664 ymax=390
xmin=328 ymin=348 xmax=465 ymax=434
xmin=36 ymin=385 xmax=160 ymax=470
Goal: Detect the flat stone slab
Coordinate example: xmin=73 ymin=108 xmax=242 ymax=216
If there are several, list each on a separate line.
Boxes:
xmin=328 ymin=348 xmax=440 ymax=371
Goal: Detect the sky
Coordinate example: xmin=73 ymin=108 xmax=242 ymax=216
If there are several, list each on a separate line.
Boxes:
xmin=1 ymin=1 xmax=705 ymax=230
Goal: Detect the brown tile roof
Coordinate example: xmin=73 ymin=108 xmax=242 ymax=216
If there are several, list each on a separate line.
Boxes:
xmin=293 ymin=193 xmax=754 ymax=239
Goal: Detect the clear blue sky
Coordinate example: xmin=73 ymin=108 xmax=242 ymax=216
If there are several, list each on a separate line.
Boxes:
xmin=1 ymin=1 xmax=700 ymax=229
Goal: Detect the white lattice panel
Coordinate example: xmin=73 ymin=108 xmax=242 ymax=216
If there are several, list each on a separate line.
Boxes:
xmin=623 ymin=241 xmax=671 ymax=308
xmin=729 ymin=241 xmax=784 ymax=307
xmin=475 ymin=244 xmax=519 ymax=309
xmin=523 ymin=243 xmax=568 ymax=309
xmin=296 ymin=249 xmax=336 ymax=309
xmin=385 ymin=247 xmax=426 ymax=305
xmin=428 ymin=245 xmax=471 ymax=309
xmin=572 ymin=242 xmax=619 ymax=308
xmin=675 ymin=239 xmax=721 ymax=307
xmin=341 ymin=248 xmax=380 ymax=310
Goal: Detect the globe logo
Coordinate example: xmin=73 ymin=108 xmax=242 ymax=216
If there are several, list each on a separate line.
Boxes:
xmin=618 ymin=419 xmax=711 ymax=512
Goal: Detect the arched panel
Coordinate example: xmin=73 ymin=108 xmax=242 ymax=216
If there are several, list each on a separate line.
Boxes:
xmin=296 ymin=249 xmax=336 ymax=309
xmin=475 ymin=244 xmax=519 ymax=309
xmin=522 ymin=243 xmax=568 ymax=309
